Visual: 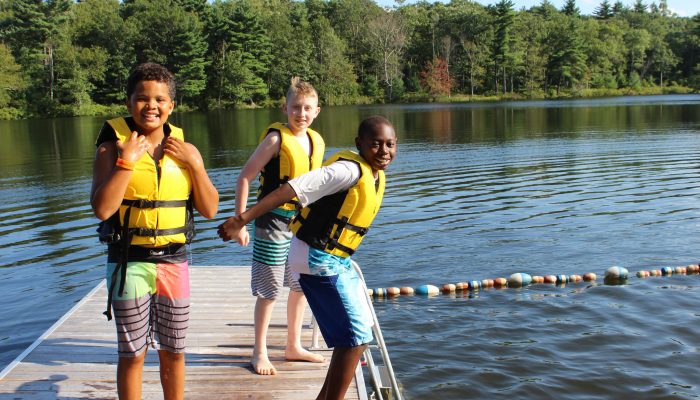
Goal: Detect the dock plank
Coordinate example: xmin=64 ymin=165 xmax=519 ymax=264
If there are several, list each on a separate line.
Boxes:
xmin=0 ymin=266 xmax=365 ymax=399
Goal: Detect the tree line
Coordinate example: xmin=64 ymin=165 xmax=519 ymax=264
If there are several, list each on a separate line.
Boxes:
xmin=0 ymin=0 xmax=699 ymax=119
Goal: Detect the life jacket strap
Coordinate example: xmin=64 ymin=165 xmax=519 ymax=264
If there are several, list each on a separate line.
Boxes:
xmin=121 ymin=199 xmax=188 ymax=208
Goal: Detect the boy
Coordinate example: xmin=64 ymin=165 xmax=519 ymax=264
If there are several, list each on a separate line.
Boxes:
xmin=231 ymin=77 xmax=325 ymax=375
xmin=218 ymin=115 xmax=398 ymax=399
xmin=91 ymin=62 xmax=219 ymax=400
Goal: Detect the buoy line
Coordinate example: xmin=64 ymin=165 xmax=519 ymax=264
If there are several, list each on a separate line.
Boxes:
xmin=366 ymin=264 xmax=700 ymax=298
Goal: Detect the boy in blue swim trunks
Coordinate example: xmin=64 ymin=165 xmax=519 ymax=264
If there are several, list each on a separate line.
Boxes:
xmin=218 ymin=115 xmax=397 ymax=399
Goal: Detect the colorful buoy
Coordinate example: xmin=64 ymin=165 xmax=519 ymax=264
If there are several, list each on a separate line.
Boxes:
xmin=386 ymin=287 xmax=400 ymax=296
xmin=493 ymin=277 xmax=507 ymax=288
xmin=636 ymin=270 xmax=650 ymax=278
xmin=582 ymin=272 xmax=596 ymax=282
xmin=415 ymin=284 xmax=440 ymax=296
xmin=688 ymin=265 xmax=700 ymax=274
xmin=442 ymin=283 xmax=456 ymax=294
xmin=399 ymin=286 xmax=414 ymax=295
xmin=374 ymin=288 xmax=386 ymax=297
xmin=507 ymin=273 xmax=532 ymax=287
xmin=544 ymin=275 xmax=557 ymax=284
xmin=469 ymin=280 xmax=482 ymax=290
xmin=650 ymin=269 xmax=662 ymax=276
xmin=367 ymin=289 xmax=374 ymax=296
xmin=661 ymin=266 xmax=673 ymax=276
xmin=569 ymin=274 xmax=582 ymax=283
xmin=532 ymin=275 xmax=545 ymax=284
xmin=675 ymin=266 xmax=687 ymax=275
xmin=605 ymin=266 xmax=629 ymax=280
xmin=455 ymin=282 xmax=468 ymax=290
xmin=556 ymin=274 xmax=569 ymax=284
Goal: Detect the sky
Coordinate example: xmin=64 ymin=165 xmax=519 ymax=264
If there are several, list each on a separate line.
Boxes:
xmin=383 ymin=0 xmax=700 ymax=17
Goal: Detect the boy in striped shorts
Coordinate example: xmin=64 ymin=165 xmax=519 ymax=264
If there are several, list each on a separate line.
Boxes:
xmin=228 ymin=77 xmax=325 ymax=375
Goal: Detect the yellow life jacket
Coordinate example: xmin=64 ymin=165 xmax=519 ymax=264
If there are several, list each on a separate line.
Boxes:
xmin=258 ymin=122 xmax=324 ymax=213
xmin=107 ymin=117 xmax=193 ymax=247
xmin=290 ymin=150 xmax=385 ymax=258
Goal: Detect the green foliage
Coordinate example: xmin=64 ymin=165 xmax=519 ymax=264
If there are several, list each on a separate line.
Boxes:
xmin=0 ymin=0 xmax=697 ymax=119
xmin=124 ymin=0 xmax=208 ymax=105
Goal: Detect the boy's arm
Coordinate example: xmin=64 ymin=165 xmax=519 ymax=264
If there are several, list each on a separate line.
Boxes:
xmin=164 ymin=137 xmax=219 ymax=219
xmin=91 ymin=131 xmax=150 ymax=220
xmin=218 ymin=183 xmax=296 ymax=242
xmin=235 ymin=132 xmax=281 ymax=215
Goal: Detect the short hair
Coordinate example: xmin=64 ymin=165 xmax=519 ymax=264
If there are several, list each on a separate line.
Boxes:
xmin=286 ymin=76 xmax=318 ymax=100
xmin=358 ymin=115 xmax=393 ymax=139
xmin=126 ymin=63 xmax=176 ymax=100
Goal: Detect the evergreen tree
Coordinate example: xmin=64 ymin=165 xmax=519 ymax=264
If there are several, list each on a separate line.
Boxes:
xmin=562 ymin=0 xmax=579 ymax=17
xmin=72 ymin=0 xmax=134 ymax=104
xmin=546 ymin=16 xmax=587 ymax=94
xmin=309 ymin=15 xmax=359 ymax=104
xmin=611 ymin=1 xmax=626 ymax=16
xmin=594 ymin=0 xmax=612 ymax=19
xmin=491 ymin=0 xmax=515 ymax=93
xmin=255 ymin=0 xmax=313 ymax=100
xmin=205 ymin=0 xmax=270 ymax=106
xmin=0 ymin=43 xmax=25 ymax=118
xmin=633 ymin=0 xmax=646 ymax=14
xmin=125 ymin=0 xmax=208 ymax=105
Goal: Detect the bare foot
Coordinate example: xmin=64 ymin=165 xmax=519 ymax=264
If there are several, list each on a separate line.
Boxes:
xmin=285 ymin=346 xmax=325 ymax=363
xmin=251 ymin=352 xmax=277 ymax=375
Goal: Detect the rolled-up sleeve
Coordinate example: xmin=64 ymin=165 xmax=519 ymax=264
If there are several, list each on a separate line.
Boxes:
xmin=288 ymin=160 xmax=361 ymax=207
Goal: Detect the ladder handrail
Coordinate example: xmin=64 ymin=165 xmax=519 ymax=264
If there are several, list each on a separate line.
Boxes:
xmin=351 ymin=260 xmax=403 ymax=400
xmin=309 ymin=261 xmax=403 ymax=400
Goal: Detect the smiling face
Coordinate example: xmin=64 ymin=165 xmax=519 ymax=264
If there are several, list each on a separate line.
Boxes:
xmin=125 ymin=80 xmax=175 ymax=134
xmin=282 ymin=92 xmax=320 ymax=135
xmin=356 ymin=121 xmax=397 ymax=172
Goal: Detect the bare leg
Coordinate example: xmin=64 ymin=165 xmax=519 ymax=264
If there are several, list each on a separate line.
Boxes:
xmin=252 ymin=297 xmax=277 ymax=375
xmin=285 ymin=290 xmax=324 ymax=363
xmin=316 ymin=345 xmax=367 ymax=400
xmin=158 ymin=350 xmax=185 ymax=400
xmin=117 ymin=351 xmax=146 ymax=400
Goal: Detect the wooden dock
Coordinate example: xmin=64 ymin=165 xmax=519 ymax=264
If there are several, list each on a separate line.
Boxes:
xmin=0 ymin=266 xmax=367 ymax=399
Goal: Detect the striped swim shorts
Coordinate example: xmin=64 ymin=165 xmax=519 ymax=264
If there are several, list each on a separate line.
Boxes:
xmin=106 ymin=261 xmax=190 ymax=357
xmin=251 ymin=212 xmax=301 ymax=299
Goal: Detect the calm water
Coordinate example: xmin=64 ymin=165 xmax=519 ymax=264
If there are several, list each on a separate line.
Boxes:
xmin=1 ymin=95 xmax=700 ymax=399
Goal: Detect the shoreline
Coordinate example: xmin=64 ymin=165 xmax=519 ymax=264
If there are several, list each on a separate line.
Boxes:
xmin=3 ymin=86 xmax=695 ymax=122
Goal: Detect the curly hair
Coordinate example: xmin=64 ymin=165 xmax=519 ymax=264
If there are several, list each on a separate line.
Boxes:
xmin=126 ymin=62 xmax=176 ymax=100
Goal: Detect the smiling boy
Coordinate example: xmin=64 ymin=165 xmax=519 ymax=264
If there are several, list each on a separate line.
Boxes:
xmin=219 ymin=115 xmax=398 ymax=399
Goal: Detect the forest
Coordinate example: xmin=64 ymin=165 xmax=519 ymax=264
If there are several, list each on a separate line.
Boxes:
xmin=0 ymin=0 xmax=699 ymax=119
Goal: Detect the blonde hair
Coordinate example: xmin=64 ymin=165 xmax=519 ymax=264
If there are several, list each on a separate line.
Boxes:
xmin=286 ymin=76 xmax=318 ymax=100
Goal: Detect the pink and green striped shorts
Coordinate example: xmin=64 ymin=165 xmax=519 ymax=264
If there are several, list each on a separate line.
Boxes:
xmin=106 ymin=261 xmax=190 ymax=357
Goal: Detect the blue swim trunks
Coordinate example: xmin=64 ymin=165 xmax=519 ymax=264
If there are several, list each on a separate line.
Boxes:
xmin=298 ymin=250 xmax=373 ymax=348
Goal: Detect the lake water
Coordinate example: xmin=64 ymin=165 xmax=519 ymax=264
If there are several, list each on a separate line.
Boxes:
xmin=1 ymin=95 xmax=700 ymax=399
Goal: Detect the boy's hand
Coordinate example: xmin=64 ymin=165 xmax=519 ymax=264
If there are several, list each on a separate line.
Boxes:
xmin=164 ymin=137 xmax=200 ymax=168
xmin=217 ymin=215 xmax=248 ymax=245
xmin=118 ymin=131 xmax=150 ymax=163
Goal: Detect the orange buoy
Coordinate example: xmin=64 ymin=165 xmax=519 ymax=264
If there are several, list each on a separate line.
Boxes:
xmin=532 ymin=275 xmax=544 ymax=284
xmin=481 ymin=279 xmax=494 ymax=288
xmin=493 ymin=277 xmax=507 ymax=288
xmin=544 ymin=275 xmax=557 ymax=284
xmin=399 ymin=286 xmax=415 ymax=295
xmin=442 ymin=283 xmax=456 ymax=293
xmin=386 ymin=287 xmax=400 ymax=296
xmin=582 ymin=272 xmax=596 ymax=282
xmin=675 ymin=266 xmax=687 ymax=275
xmin=455 ymin=282 xmax=468 ymax=290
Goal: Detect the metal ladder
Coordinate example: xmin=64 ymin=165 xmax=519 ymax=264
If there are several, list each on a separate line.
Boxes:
xmin=310 ymin=260 xmax=403 ymax=400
